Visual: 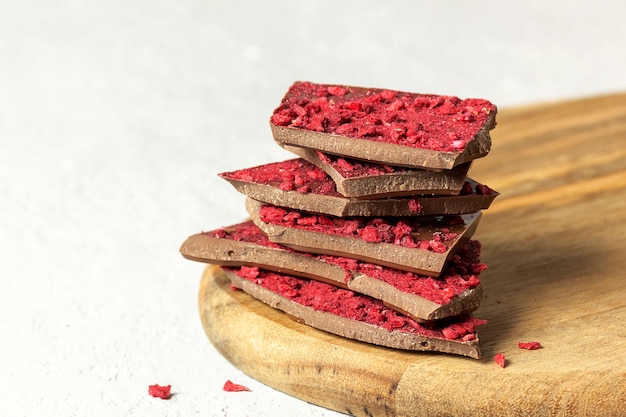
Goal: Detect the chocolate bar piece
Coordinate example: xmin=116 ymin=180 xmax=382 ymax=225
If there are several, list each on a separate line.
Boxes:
xmin=219 ymin=265 xmax=486 ymax=358
xmin=219 ymin=158 xmax=498 ymax=217
xmin=282 ymin=144 xmax=470 ymax=197
xmin=180 ymin=221 xmax=485 ymax=321
xmin=270 ymin=81 xmax=496 ymax=170
xmin=246 ymin=198 xmax=481 ymax=276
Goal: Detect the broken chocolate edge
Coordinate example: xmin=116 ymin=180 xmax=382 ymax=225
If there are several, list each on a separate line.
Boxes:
xmin=271 ymin=120 xmax=493 ymax=170
xmin=282 ymin=144 xmax=470 ymax=197
xmin=221 ymin=175 xmax=498 ymax=217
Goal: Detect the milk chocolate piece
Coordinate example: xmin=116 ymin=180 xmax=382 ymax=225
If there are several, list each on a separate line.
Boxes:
xmin=282 ymin=145 xmax=470 ymax=197
xmin=180 ymin=221 xmax=485 ymax=321
xmin=219 ymin=266 xmax=485 ymax=358
xmin=270 ymin=81 xmax=496 ymax=170
xmin=246 ymin=198 xmax=482 ymax=276
xmin=219 ymin=158 xmax=498 ymax=217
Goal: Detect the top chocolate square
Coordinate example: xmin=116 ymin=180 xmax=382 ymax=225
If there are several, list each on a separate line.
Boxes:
xmin=270 ymin=81 xmax=497 ymax=170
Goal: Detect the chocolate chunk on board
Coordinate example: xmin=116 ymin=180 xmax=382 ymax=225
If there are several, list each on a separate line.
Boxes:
xmin=282 ymin=145 xmax=471 ymax=198
xmin=219 ymin=266 xmax=485 ymax=358
xmin=270 ymin=81 xmax=497 ymax=170
xmin=246 ymin=198 xmax=482 ymax=276
xmin=219 ymin=158 xmax=498 ymax=217
xmin=180 ymin=221 xmax=485 ymax=321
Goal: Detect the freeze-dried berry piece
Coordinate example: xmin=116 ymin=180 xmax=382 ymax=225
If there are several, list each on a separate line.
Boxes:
xmin=219 ymin=158 xmax=340 ymax=197
xmin=259 ymin=206 xmax=288 ymax=223
xmin=518 ymin=341 xmax=542 ymax=350
xmin=327 ymin=86 xmax=348 ymax=96
xmin=223 ymin=380 xmax=251 ymax=392
xmin=408 ymin=199 xmax=421 ymax=213
xmin=494 ymin=353 xmax=506 ymax=368
xmin=476 ymin=184 xmax=494 ymax=195
xmin=239 ymin=266 xmax=260 ymax=279
xmin=148 ymin=384 xmax=171 ymax=399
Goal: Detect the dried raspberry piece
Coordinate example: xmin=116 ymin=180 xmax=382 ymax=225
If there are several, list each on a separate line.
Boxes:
xmin=223 ymin=380 xmax=251 ymax=392
xmin=318 ymin=181 xmax=336 ymax=195
xmin=461 ymin=334 xmax=476 ymax=342
xmin=460 ymin=181 xmax=473 ymax=195
xmin=437 ymin=99 xmax=459 ymax=115
xmin=297 ymin=215 xmax=318 ymax=226
xmin=279 ymin=180 xmax=295 ymax=191
xmin=335 ymin=123 xmax=356 ymax=135
xmin=271 ymin=113 xmax=292 ymax=126
xmin=317 ymin=215 xmax=335 ymax=226
xmin=212 ymin=229 xmax=227 ymax=239
xmin=393 ymin=220 xmax=411 ymax=235
xmin=316 ymin=151 xmax=332 ymax=164
xmin=357 ymin=124 xmax=379 ymax=137
xmin=518 ymin=341 xmax=542 ymax=350
xmin=471 ymin=263 xmax=488 ymax=274
xmin=148 ymin=384 xmax=171 ymax=399
xmin=476 ymin=184 xmax=493 ymax=195
xmin=296 ymin=185 xmax=310 ymax=193
xmin=335 ymin=157 xmax=354 ymax=172
xmin=399 ymin=235 xmax=417 ymax=248
xmin=293 ymin=174 xmax=306 ymax=186
xmin=259 ymin=206 xmax=287 ymax=223
xmin=384 ymin=313 xmax=407 ymax=329
xmin=385 ymin=99 xmax=405 ymax=112
xmin=464 ymin=275 xmax=480 ymax=287
xmin=408 ymin=199 xmax=421 ymax=213
xmin=306 ymin=115 xmax=326 ymax=132
xmin=239 ymin=266 xmax=259 ymax=279
xmin=360 ymin=225 xmax=382 ymax=243
xmin=429 ymin=240 xmax=447 ymax=253
xmin=342 ymin=101 xmax=362 ymax=111
xmin=283 ymin=211 xmax=301 ymax=224
xmin=380 ymin=90 xmax=396 ymax=100
xmin=340 ymin=220 xmax=360 ymax=235
xmin=327 ymin=86 xmax=347 ymax=96
xmin=494 ymin=353 xmax=506 ymax=368
xmin=306 ymin=166 xmax=327 ymax=180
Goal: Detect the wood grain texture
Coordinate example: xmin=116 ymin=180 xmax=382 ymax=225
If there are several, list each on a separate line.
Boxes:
xmin=199 ymin=93 xmax=626 ymax=417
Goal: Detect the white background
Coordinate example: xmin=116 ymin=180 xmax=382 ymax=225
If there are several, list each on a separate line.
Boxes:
xmin=1 ymin=1 xmax=624 ymax=416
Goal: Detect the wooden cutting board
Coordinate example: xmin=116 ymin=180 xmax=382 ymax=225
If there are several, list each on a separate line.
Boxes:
xmin=198 ymin=93 xmax=626 ymax=417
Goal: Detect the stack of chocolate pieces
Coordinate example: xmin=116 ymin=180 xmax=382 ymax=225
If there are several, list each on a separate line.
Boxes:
xmin=181 ymin=81 xmax=498 ymax=359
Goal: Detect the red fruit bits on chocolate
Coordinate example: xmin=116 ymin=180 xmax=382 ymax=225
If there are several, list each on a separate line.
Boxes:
xmin=270 ymin=81 xmax=497 ymax=170
xmin=181 ymin=80 xmax=500 ymax=362
xmin=148 ymin=384 xmax=171 ymax=399
xmin=222 ymin=266 xmax=486 ymax=358
xmin=181 ymin=222 xmax=487 ymax=322
xmin=223 ymin=380 xmax=251 ymax=392
xmin=247 ymin=199 xmax=481 ymax=276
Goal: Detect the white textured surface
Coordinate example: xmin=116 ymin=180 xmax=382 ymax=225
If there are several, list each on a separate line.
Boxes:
xmin=0 ymin=1 xmax=624 ymax=416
